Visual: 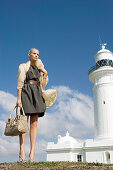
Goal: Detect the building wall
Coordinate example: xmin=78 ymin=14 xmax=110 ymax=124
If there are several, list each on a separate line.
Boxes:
xmin=47 ymin=151 xmax=72 ymax=161
xmin=93 ymin=83 xmax=113 ymax=140
xmin=85 ymin=149 xmax=113 ymax=164
xmin=47 ymin=148 xmax=113 ymax=164
xmin=47 ymin=150 xmax=85 ymax=162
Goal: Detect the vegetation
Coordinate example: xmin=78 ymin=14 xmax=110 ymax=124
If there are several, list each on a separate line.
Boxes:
xmin=0 ymin=161 xmax=113 ymax=170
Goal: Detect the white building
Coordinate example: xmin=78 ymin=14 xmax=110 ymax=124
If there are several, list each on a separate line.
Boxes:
xmin=46 ymin=44 xmax=113 ymax=164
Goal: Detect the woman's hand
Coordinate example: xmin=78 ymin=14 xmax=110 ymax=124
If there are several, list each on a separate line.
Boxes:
xmin=43 ymin=72 xmax=47 ymax=79
xmin=17 ymin=97 xmax=22 ymax=107
xmin=42 ymin=72 xmax=48 ymax=89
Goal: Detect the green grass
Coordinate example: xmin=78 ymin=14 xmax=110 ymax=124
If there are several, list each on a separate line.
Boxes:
xmin=0 ymin=161 xmax=113 ymax=169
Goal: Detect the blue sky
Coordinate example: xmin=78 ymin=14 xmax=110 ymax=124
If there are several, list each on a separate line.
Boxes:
xmin=0 ymin=0 xmax=113 ymax=163
xmin=1 ymin=0 xmax=113 ymax=96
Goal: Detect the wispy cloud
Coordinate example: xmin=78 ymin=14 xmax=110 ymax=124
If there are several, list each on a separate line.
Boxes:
xmin=0 ymin=86 xmax=94 ymax=162
xmin=38 ymin=86 xmax=94 ymax=139
xmin=0 ymin=91 xmax=16 ymax=113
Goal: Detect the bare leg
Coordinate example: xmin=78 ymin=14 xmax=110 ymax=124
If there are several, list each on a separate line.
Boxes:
xmin=19 ymin=116 xmax=29 ymax=161
xmin=29 ymin=114 xmax=38 ymax=161
xmin=19 ymin=133 xmax=26 ymax=161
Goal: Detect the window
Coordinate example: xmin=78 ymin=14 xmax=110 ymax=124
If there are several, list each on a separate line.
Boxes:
xmin=77 ymin=155 xmax=82 ymax=162
xmin=103 ymin=101 xmax=105 ymax=104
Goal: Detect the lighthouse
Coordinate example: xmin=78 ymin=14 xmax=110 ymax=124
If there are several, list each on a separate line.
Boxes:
xmin=46 ymin=45 xmax=113 ymax=164
xmin=88 ymin=44 xmax=113 ymax=140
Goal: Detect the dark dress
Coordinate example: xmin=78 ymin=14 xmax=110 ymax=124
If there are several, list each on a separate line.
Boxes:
xmin=21 ymin=65 xmax=46 ymax=117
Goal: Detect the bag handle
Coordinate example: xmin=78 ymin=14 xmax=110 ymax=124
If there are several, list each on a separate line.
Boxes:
xmin=16 ymin=106 xmax=25 ymax=116
xmin=9 ymin=105 xmax=25 ymax=119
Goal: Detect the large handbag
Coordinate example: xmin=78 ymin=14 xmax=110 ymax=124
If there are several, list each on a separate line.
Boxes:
xmin=4 ymin=105 xmax=29 ymax=136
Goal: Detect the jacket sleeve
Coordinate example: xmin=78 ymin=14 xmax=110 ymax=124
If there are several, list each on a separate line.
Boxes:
xmin=36 ymin=58 xmax=44 ymax=69
xmin=37 ymin=59 xmax=48 ymax=89
xmin=17 ymin=64 xmax=26 ymax=90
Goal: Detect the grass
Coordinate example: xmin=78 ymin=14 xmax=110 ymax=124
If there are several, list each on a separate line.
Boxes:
xmin=0 ymin=161 xmax=113 ymax=168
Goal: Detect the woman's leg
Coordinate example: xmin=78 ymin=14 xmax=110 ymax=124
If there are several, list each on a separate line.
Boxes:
xmin=19 ymin=133 xmax=27 ymax=161
xmin=19 ymin=116 xmax=29 ymax=161
xmin=29 ymin=114 xmax=38 ymax=161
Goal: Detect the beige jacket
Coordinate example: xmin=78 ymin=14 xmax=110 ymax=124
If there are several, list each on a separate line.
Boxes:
xmin=17 ymin=59 xmax=48 ymax=90
xmin=17 ymin=59 xmax=57 ymax=108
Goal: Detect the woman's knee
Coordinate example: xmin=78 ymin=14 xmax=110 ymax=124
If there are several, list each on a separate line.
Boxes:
xmin=30 ymin=114 xmax=38 ymax=127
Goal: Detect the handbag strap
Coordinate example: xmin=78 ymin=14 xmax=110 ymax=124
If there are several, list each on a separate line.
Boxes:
xmin=19 ymin=106 xmax=25 ymax=116
xmin=9 ymin=105 xmax=25 ymax=119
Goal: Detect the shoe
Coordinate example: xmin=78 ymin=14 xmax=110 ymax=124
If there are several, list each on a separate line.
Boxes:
xmin=17 ymin=154 xmax=27 ymax=163
xmin=28 ymin=154 xmax=34 ymax=162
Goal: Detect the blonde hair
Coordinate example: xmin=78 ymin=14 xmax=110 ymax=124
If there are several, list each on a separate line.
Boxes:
xmin=28 ymin=48 xmax=39 ymax=54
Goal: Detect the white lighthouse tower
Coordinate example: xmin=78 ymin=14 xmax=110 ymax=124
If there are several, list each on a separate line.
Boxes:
xmin=46 ymin=45 xmax=113 ymax=164
xmin=89 ymin=44 xmax=113 ymax=140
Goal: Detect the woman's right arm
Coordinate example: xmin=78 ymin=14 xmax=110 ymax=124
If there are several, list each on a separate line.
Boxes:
xmin=17 ymin=89 xmax=22 ymax=106
xmin=17 ymin=64 xmax=26 ymax=106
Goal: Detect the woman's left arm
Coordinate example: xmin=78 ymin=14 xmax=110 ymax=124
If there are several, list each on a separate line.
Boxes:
xmin=40 ymin=67 xmax=47 ymax=77
xmin=39 ymin=66 xmax=48 ymax=89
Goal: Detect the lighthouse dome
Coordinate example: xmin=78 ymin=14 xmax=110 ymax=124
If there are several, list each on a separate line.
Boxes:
xmin=57 ymin=131 xmax=77 ymax=144
xmin=94 ymin=44 xmax=113 ymax=63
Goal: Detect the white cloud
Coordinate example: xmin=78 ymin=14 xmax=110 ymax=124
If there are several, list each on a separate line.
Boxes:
xmin=0 ymin=121 xmax=6 ymax=136
xmin=0 ymin=86 xmax=94 ymax=162
xmin=38 ymin=85 xmax=94 ymax=139
xmin=0 ymin=91 xmax=16 ymax=112
xmin=0 ymin=131 xmax=48 ymax=162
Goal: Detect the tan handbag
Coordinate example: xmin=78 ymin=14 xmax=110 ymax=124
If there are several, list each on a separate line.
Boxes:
xmin=4 ymin=106 xmax=29 ymax=136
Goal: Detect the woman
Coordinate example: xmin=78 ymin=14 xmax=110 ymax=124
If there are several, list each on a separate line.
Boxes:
xmin=17 ymin=48 xmax=51 ymax=162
